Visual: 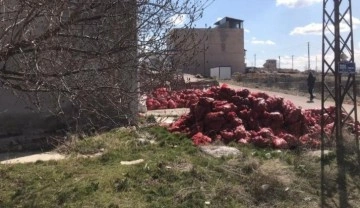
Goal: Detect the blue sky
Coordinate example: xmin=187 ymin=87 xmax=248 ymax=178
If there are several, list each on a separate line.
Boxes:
xmin=190 ymin=0 xmax=360 ymax=71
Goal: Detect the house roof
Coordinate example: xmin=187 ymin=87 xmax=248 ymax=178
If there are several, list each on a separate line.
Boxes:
xmin=214 ymin=17 xmax=244 ymax=25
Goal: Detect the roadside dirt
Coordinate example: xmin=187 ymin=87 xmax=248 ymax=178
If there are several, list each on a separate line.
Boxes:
xmin=229 ymin=72 xmax=360 ymax=106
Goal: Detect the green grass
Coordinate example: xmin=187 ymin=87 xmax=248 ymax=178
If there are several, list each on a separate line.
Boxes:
xmin=0 ymin=126 xmax=359 ymax=208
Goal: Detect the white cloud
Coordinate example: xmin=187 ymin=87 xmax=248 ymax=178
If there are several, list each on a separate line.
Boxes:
xmin=170 ymin=14 xmax=187 ymax=26
xmin=344 ymin=14 xmax=360 ymax=29
xmin=290 ymin=16 xmax=360 ymax=35
xmin=352 ymin=16 xmax=360 ymax=25
xmin=244 ymin=28 xmax=250 ymax=33
xmin=276 ymin=0 xmax=321 ymax=8
xmin=290 ymin=22 xmax=322 ymax=35
xmin=251 ymin=37 xmax=275 ymax=45
xmin=216 ymin=17 xmax=222 ymax=21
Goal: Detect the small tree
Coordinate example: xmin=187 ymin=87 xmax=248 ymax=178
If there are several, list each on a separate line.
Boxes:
xmin=0 ymin=0 xmax=209 ymax=132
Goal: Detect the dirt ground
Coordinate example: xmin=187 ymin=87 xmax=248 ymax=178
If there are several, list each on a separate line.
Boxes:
xmin=230 ymin=72 xmax=360 ymax=105
xmin=232 ymin=72 xmax=316 ymax=98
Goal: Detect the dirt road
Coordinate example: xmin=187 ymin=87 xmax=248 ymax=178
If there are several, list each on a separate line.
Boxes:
xmin=221 ymin=82 xmax=360 ymax=120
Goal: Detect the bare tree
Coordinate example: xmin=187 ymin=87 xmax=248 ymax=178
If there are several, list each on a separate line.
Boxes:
xmin=0 ymin=0 xmax=209 ymax=133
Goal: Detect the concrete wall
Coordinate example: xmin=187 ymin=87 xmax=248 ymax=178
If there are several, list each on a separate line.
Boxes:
xmin=169 ymin=27 xmax=245 ymax=77
xmin=0 ymin=88 xmax=68 ymax=135
xmin=0 ymin=1 xmax=138 ymax=151
xmin=0 ymin=88 xmax=67 ymax=152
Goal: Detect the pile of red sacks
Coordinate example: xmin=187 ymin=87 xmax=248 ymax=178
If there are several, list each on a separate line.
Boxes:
xmin=148 ymin=85 xmax=347 ymax=149
xmin=146 ymin=87 xmax=204 ymax=110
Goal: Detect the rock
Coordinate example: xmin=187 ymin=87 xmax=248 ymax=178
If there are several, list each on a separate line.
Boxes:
xmin=137 ymin=132 xmax=156 ymax=145
xmin=137 ymin=138 xmax=156 ymax=145
xmin=128 ymin=126 xmax=137 ymax=131
xmin=265 ymin=152 xmax=272 ymax=159
xmin=173 ymin=163 xmax=193 ymax=172
xmin=1 ymin=152 xmax=66 ymax=164
xmin=120 ymin=159 xmax=144 ymax=165
xmin=261 ymin=184 xmax=270 ymax=191
xmin=304 ymin=196 xmax=312 ymax=201
xmin=306 ymin=150 xmax=333 ymax=158
xmin=199 ymin=145 xmax=241 ymax=158
xmin=77 ymin=151 xmax=104 ymax=159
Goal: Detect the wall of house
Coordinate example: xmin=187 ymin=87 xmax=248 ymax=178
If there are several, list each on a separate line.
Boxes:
xmin=0 ymin=88 xmax=66 ymax=152
xmin=204 ymin=28 xmax=245 ymax=77
xmin=169 ymin=27 xmax=245 ymax=77
xmin=0 ymin=1 xmax=138 ymax=151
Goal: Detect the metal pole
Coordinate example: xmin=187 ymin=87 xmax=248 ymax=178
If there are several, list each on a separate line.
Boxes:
xmin=278 ymin=56 xmax=280 ymax=69
xmin=349 ymin=0 xmax=360 ymax=169
xmin=203 ymin=42 xmax=206 ymax=76
xmin=334 ymin=1 xmax=348 ymax=207
xmin=203 ymin=25 xmax=208 ymax=76
xmin=322 ymin=0 xmax=356 ymax=206
xmin=292 ymin=55 xmax=294 ymax=70
xmin=254 ymin=54 xmax=256 ymax=68
xmin=308 ymin=42 xmax=311 ymax=70
xmin=321 ymin=2 xmax=326 ymax=205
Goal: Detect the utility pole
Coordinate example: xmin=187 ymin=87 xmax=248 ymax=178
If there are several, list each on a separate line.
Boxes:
xmin=203 ymin=41 xmax=206 ymax=76
xmin=308 ymin=42 xmax=310 ymax=70
xmin=292 ymin=55 xmax=294 ymax=70
xmin=321 ymin=0 xmax=357 ymax=207
xmin=254 ymin=54 xmax=256 ymax=67
xmin=203 ymin=24 xmax=208 ymax=76
xmin=278 ymin=56 xmax=280 ymax=69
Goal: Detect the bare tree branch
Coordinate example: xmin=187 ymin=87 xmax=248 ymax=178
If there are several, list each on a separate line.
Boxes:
xmin=0 ymin=0 xmax=209 ymax=132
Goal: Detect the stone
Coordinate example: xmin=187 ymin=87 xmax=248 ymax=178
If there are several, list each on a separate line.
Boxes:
xmin=137 ymin=138 xmax=151 ymax=145
xmin=199 ymin=145 xmax=241 ymax=158
xmin=120 ymin=159 xmax=144 ymax=165
xmin=1 ymin=152 xmax=66 ymax=164
xmin=306 ymin=150 xmax=333 ymax=158
xmin=261 ymin=184 xmax=270 ymax=191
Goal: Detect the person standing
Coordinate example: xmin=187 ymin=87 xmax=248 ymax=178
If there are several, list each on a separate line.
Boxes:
xmin=307 ymin=71 xmax=316 ymax=101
